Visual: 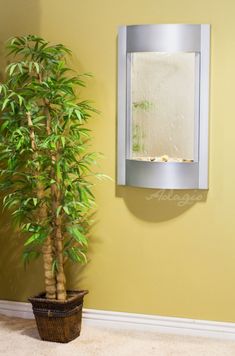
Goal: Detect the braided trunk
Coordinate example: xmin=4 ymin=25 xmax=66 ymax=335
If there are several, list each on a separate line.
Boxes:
xmin=27 ymin=111 xmax=56 ymax=299
xmin=50 ymin=155 xmax=66 ymax=300
xmin=44 ymin=104 xmax=66 ymax=301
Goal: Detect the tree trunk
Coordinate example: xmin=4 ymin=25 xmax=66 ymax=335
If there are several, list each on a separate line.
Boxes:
xmin=37 ymin=185 xmax=56 ymax=299
xmin=44 ymin=105 xmax=66 ymax=300
xmin=54 ymin=213 xmax=66 ymax=300
xmin=51 ymin=154 xmax=66 ymax=301
xmin=27 ymin=111 xmax=56 ymax=299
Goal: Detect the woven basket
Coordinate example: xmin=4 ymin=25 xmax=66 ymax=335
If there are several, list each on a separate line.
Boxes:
xmin=29 ymin=290 xmax=88 ymax=343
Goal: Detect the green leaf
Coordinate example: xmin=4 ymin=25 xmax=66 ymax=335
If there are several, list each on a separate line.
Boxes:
xmin=2 ymin=98 xmax=9 ymax=110
xmin=24 ymin=231 xmax=47 ymax=246
xmin=22 ymin=223 xmax=32 ymax=232
xmin=65 ymin=247 xmax=87 ymax=263
xmin=0 ymin=120 xmax=9 ymax=132
xmin=52 ymin=259 xmax=58 ymax=273
xmin=61 ymin=136 xmax=65 ymax=148
xmin=33 ymin=116 xmax=45 ymax=124
xmin=63 ymin=206 xmax=69 ymax=215
xmin=34 ymin=62 xmax=40 ymax=74
xmin=67 ymin=226 xmax=88 ymax=246
xmin=56 ymin=205 xmax=62 ymax=217
xmin=79 ymin=250 xmax=87 ymax=263
xmin=75 ymin=109 xmax=82 ymax=121
xmin=18 ymin=95 xmax=23 ymax=106
xmin=9 ymin=63 xmax=17 ymax=76
xmin=33 ymin=198 xmax=37 ymax=206
xmin=22 ymin=250 xmax=41 ymax=266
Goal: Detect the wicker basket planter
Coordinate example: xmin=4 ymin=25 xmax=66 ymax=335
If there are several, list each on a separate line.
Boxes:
xmin=29 ymin=290 xmax=88 ymax=343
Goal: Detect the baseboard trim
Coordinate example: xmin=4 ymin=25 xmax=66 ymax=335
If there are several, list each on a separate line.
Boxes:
xmin=0 ymin=300 xmax=32 ymax=319
xmin=1 ymin=299 xmax=235 ymax=340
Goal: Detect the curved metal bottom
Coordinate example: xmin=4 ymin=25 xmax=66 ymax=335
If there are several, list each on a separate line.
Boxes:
xmin=126 ymin=160 xmax=199 ymax=189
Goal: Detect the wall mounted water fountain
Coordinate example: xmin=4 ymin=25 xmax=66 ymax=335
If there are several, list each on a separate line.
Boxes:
xmin=117 ymin=24 xmax=210 ymax=189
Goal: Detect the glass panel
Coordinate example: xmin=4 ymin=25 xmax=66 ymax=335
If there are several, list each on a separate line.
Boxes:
xmin=130 ymin=52 xmax=197 ymax=163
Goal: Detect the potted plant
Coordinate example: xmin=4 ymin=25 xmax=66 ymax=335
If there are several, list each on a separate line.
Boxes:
xmin=0 ymin=35 xmax=100 ymax=343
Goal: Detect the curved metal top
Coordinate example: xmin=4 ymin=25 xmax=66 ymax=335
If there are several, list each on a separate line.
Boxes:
xmin=126 ymin=24 xmax=202 ymax=52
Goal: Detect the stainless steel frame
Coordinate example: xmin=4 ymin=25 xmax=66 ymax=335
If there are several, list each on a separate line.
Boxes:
xmin=117 ymin=24 xmax=210 ymax=189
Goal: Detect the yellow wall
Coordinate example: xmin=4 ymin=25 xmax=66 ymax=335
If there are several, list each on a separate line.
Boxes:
xmin=1 ymin=0 xmax=235 ymax=323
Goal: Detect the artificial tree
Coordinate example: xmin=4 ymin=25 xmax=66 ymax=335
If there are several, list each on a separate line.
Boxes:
xmin=0 ymin=35 xmax=99 ymax=302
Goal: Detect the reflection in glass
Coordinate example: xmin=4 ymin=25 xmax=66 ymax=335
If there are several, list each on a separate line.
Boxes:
xmin=130 ymin=52 xmax=197 ymax=162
